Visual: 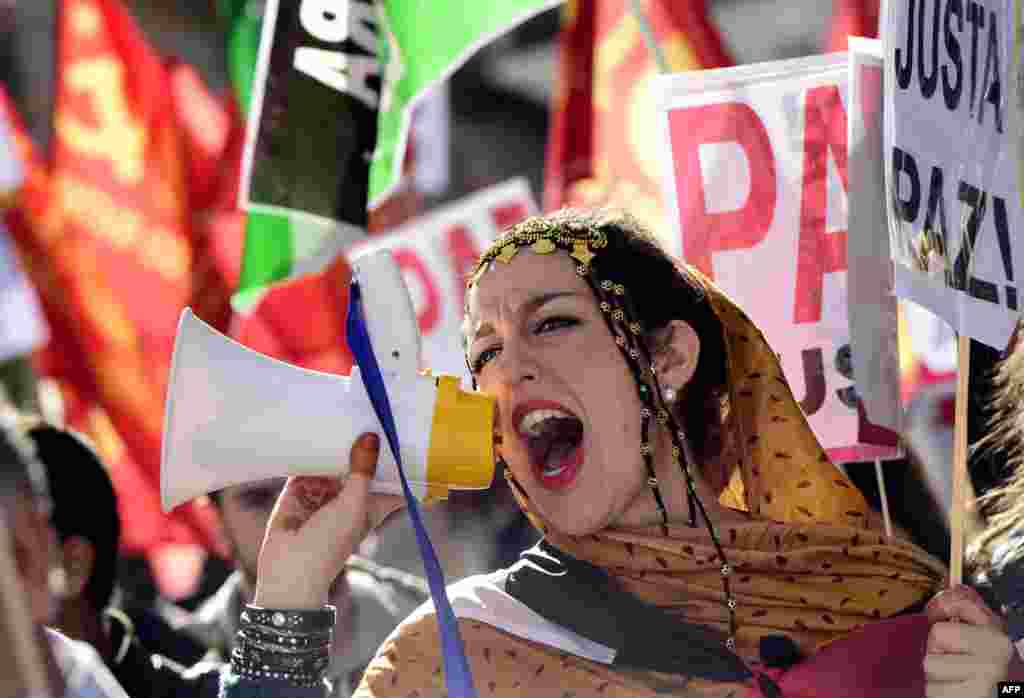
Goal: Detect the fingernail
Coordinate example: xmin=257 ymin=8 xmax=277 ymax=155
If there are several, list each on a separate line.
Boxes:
xmin=354 ymin=432 xmax=379 ymax=451
xmin=351 ymin=433 xmax=380 ymax=478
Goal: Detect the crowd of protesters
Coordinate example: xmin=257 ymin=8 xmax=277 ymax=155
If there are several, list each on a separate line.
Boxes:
xmin=2 ymin=211 xmax=1024 ymax=697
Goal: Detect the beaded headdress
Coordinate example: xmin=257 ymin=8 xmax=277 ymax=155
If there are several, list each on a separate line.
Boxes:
xmin=465 ymin=210 xmax=874 ymax=653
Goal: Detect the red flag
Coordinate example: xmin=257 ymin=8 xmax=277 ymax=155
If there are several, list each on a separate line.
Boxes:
xmin=824 ymin=0 xmax=880 ymax=52
xmin=2 ymin=0 xmax=231 ymax=586
xmin=171 ymin=63 xmax=247 ymax=333
xmin=544 ymin=0 xmax=731 ymax=244
xmin=230 ymin=255 xmax=354 ymax=377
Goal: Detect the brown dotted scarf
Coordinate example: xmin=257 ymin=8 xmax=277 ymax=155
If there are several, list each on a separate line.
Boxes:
xmin=356 ymin=266 xmax=947 ymax=697
xmin=516 ymin=267 xmax=947 ymax=662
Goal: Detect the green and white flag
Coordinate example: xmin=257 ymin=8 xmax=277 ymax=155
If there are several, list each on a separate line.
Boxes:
xmin=224 ymin=0 xmax=363 ymax=309
xmin=371 ymin=0 xmax=561 ymax=206
xmin=230 ymin=0 xmax=560 ymax=305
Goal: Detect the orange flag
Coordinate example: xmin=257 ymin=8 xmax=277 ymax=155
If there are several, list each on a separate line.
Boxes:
xmin=544 ymin=0 xmax=731 ymax=244
xmin=2 ymin=0 xmax=230 ymax=588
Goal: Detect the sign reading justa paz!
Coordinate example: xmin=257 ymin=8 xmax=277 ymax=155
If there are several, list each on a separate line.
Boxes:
xmin=346 ymin=179 xmax=537 ymax=383
xmin=655 ymin=53 xmax=902 ymax=463
xmin=885 ymin=0 xmax=1023 ymax=350
xmin=240 ymin=0 xmax=380 ymax=231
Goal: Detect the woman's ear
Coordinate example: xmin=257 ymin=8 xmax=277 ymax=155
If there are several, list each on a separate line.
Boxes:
xmin=651 ymin=320 xmax=700 ymax=391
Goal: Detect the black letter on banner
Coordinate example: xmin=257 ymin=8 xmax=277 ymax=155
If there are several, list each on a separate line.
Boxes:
xmin=980 ymin=11 xmax=1004 ymax=133
xmin=918 ymin=0 xmax=940 ymax=97
xmin=892 ymin=147 xmax=922 ymax=222
xmin=952 ymin=182 xmax=999 ymax=304
xmin=799 ymin=348 xmax=826 ymax=416
xmin=924 ymin=166 xmax=949 ymax=255
xmin=966 ymin=1 xmax=985 ymax=116
xmin=897 ymin=0 xmax=917 ymax=89
xmin=943 ymin=0 xmax=964 ymax=109
xmin=833 ymin=344 xmax=859 ymax=410
xmin=993 ymin=196 xmax=1017 ymax=309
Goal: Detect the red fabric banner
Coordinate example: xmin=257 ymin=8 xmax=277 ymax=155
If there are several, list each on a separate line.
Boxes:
xmin=230 ymin=255 xmax=354 ymax=376
xmin=1 ymin=0 xmax=243 ymax=588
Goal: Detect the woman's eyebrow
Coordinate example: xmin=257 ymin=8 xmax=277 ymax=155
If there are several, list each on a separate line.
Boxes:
xmin=471 ymin=291 xmax=585 ymax=343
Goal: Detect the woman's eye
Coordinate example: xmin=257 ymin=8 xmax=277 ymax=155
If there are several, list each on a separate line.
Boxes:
xmin=471 ymin=346 xmax=501 ymax=372
xmin=535 ymin=316 xmax=579 ymax=334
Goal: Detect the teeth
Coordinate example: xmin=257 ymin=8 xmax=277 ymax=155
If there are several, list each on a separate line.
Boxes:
xmin=518 ymin=408 xmax=574 ymax=436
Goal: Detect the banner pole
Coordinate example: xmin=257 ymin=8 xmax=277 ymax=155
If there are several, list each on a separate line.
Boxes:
xmin=949 ymin=333 xmax=971 ymax=587
xmin=629 ymin=0 xmax=669 ymax=74
xmin=873 ymin=459 xmax=893 ymax=539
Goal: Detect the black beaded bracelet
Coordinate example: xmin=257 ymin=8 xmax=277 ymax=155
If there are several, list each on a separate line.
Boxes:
xmin=240 ymin=605 xmax=336 ymax=634
xmin=232 ymin=646 xmax=330 ymax=675
xmin=234 ymin=664 xmax=325 ymax=688
xmin=235 ymin=636 xmax=330 ymax=658
xmin=236 ymin=626 xmax=332 ymax=651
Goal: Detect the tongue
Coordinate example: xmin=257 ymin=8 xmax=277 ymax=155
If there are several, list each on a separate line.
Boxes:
xmin=526 ymin=417 xmax=583 ymax=470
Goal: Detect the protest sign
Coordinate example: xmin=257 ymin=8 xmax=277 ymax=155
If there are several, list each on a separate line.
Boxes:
xmin=656 ymin=52 xmax=901 ymax=463
xmin=347 ymin=179 xmax=536 ymax=382
xmin=848 ymin=37 xmax=903 ymax=440
xmin=240 ymin=0 xmax=379 ymax=231
xmin=884 ymin=0 xmax=1022 ymax=350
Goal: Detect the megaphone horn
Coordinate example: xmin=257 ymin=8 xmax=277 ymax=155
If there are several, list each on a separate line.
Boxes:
xmin=160 ymin=310 xmax=495 ymax=513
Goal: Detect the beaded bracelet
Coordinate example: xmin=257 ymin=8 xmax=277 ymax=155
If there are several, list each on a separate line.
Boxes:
xmin=240 ymin=605 xmax=336 ymax=634
xmin=237 ymin=626 xmax=331 ymax=649
xmin=233 ymin=646 xmax=330 ymax=673
xmin=235 ymin=636 xmax=331 ymax=658
xmin=233 ymin=604 xmax=336 ymax=687
xmin=233 ymin=664 xmax=325 ymax=688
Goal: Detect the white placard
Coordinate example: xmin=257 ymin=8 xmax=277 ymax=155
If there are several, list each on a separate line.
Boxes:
xmin=848 ymin=37 xmax=904 ymax=440
xmin=884 ymin=0 xmax=1022 ymax=350
xmin=348 ymin=178 xmax=537 ymax=382
xmin=656 ymin=53 xmax=901 ymax=463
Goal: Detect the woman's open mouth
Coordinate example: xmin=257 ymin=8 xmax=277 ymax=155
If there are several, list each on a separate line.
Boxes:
xmin=514 ymin=401 xmax=585 ymax=490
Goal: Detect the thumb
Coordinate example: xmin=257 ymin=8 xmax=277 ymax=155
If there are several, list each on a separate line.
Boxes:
xmin=304 ymin=432 xmax=381 ymax=534
xmin=349 ymin=432 xmax=382 ymax=480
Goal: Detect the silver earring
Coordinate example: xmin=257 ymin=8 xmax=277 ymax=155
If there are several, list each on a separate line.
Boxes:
xmin=664 ymin=387 xmax=677 ymax=403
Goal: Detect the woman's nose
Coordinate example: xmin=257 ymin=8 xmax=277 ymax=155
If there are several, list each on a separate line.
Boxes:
xmin=492 ymin=339 xmax=538 ymax=388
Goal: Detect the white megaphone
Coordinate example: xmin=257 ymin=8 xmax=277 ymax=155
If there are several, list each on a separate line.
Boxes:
xmin=160 ymin=249 xmax=495 ymax=513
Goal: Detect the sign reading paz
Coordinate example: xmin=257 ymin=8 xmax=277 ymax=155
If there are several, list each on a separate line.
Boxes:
xmin=656 ymin=53 xmax=901 ymax=463
xmin=885 ymin=0 xmax=1023 ymax=349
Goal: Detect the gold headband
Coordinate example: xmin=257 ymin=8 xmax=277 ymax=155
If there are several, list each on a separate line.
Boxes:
xmin=469 ymin=217 xmax=609 ymax=286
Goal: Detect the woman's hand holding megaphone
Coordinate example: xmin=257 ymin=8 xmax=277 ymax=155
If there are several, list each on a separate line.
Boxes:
xmin=252 ymin=433 xmax=406 ymax=610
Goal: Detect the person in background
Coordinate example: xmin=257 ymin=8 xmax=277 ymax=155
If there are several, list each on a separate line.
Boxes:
xmin=158 ymin=479 xmax=424 ymax=697
xmin=967 ymin=327 xmax=1024 ymax=667
xmin=0 ymin=410 xmax=129 ymax=698
xmin=19 ymin=415 xmax=216 ymax=698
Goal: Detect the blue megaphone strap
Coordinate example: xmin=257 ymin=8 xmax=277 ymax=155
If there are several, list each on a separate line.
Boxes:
xmin=345 ymin=278 xmax=478 ymax=698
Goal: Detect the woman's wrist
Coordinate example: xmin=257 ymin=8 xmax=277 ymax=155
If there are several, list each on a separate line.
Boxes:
xmin=252 ymin=584 xmax=329 ymax=611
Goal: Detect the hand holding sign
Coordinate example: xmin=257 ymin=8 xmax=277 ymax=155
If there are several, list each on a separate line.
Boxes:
xmin=923 ymin=585 xmax=1014 ymax=698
